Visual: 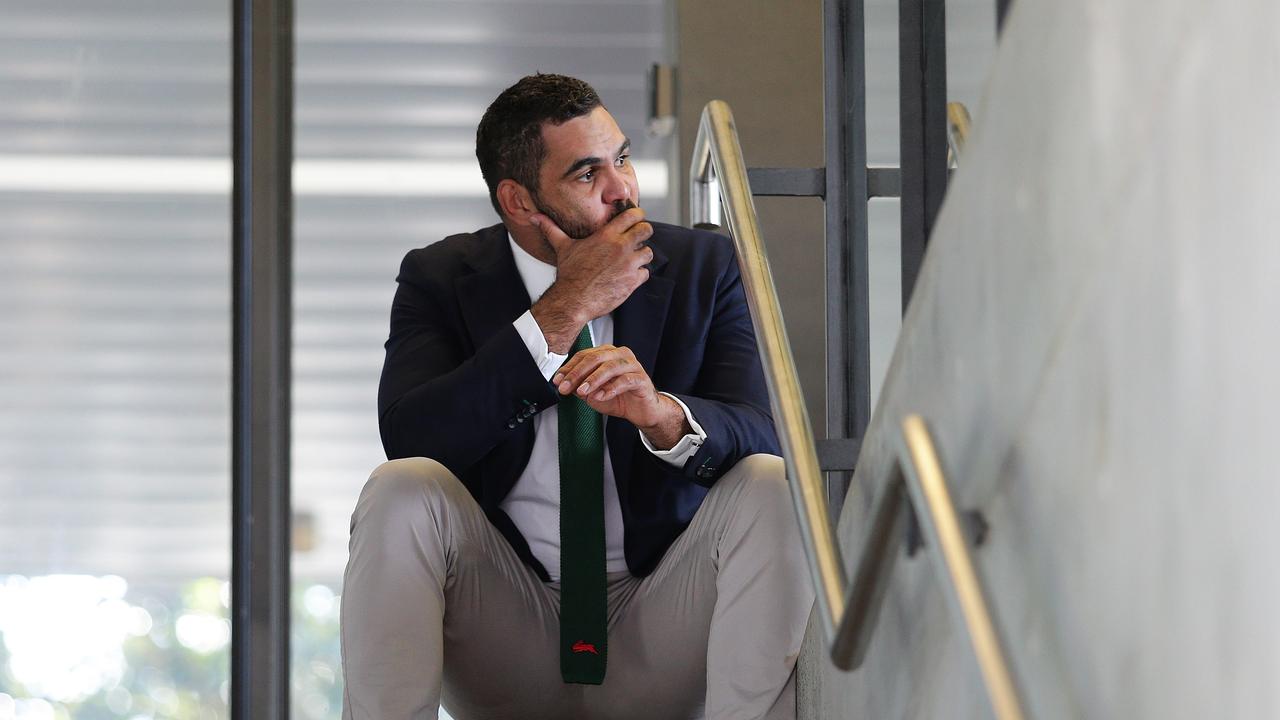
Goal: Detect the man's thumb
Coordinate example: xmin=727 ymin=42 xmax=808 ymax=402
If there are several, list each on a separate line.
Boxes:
xmin=530 ymin=213 xmax=570 ymax=250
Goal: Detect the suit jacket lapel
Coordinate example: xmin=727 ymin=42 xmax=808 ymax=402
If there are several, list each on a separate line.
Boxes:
xmin=455 ymin=224 xmax=532 ymax=351
xmin=608 ymin=244 xmax=674 ymax=493
xmin=453 ymin=224 xmax=537 ymax=506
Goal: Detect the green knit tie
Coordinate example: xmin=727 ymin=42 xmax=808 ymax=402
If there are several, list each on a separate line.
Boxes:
xmin=558 ymin=325 xmax=608 ymax=684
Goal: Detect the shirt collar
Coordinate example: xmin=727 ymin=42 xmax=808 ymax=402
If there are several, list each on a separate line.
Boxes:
xmin=507 ymin=230 xmax=557 ymax=304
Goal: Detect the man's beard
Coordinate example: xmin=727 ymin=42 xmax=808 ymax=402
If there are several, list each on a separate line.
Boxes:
xmin=533 ymin=194 xmax=637 ymax=240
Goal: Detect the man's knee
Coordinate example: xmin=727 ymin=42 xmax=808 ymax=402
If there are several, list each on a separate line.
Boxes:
xmin=355 ymin=457 xmax=463 ymax=524
xmin=720 ymin=454 xmax=807 ymax=542
xmin=728 ymin=453 xmax=790 ymax=507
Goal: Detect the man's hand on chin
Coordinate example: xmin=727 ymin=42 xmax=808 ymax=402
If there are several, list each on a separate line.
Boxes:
xmin=528 ymin=207 xmax=654 ymax=354
xmin=552 ymin=345 xmax=691 ymax=451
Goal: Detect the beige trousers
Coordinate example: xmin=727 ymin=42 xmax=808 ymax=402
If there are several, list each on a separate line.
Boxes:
xmin=340 ymin=454 xmax=814 ymax=720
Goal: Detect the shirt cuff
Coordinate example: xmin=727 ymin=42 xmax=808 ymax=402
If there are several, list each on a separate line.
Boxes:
xmin=512 ymin=310 xmax=568 ymax=382
xmin=639 ymin=392 xmax=708 ymax=467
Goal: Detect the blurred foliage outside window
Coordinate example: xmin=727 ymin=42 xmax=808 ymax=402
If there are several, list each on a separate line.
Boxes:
xmin=0 ymin=576 xmax=341 ymax=720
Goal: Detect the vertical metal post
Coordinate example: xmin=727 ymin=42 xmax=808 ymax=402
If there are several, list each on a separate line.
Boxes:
xmin=823 ymin=0 xmax=872 ymax=518
xmin=231 ymin=0 xmax=292 ymax=717
xmin=898 ymin=0 xmax=948 ymax=310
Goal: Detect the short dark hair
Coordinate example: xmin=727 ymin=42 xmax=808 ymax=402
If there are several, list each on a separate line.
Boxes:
xmin=475 ymin=73 xmax=603 ymax=216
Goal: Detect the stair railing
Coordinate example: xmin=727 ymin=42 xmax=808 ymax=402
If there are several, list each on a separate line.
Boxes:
xmin=689 ymin=99 xmax=1026 ymax=720
xmin=947 ymin=101 xmax=973 ymax=166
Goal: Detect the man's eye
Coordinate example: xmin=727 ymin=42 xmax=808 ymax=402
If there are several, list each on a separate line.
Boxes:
xmin=578 ymin=169 xmax=594 ymax=182
xmin=615 ymin=154 xmax=630 ymax=166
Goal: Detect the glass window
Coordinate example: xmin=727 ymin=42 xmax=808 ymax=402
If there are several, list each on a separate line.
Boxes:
xmin=291 ymin=2 xmax=672 ymax=717
xmin=863 ymin=0 xmax=995 ymax=405
xmin=0 ymin=2 xmax=232 ymax=717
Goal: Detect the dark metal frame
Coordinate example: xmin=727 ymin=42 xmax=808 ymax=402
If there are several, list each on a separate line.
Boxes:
xmin=743 ymin=0 xmax=877 ymax=507
xmin=823 ymin=0 xmax=873 ymax=513
xmin=231 ymin=0 xmax=293 ymax=717
xmin=744 ymin=0 xmax=950 ymax=514
xmin=898 ymin=0 xmax=949 ymax=309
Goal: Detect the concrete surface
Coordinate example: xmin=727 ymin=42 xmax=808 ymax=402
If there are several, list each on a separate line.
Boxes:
xmin=799 ymin=0 xmax=1280 ymax=716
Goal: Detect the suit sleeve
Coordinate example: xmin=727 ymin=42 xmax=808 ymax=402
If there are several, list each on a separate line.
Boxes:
xmin=670 ymin=248 xmax=782 ymax=487
xmin=376 ymin=250 xmax=559 ymax=473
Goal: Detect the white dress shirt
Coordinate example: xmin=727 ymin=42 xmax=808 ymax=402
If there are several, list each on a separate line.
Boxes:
xmin=500 ymin=234 xmax=707 ymax=581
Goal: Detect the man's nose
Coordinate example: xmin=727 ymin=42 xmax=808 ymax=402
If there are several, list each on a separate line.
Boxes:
xmin=600 ymin=167 xmax=632 ymax=205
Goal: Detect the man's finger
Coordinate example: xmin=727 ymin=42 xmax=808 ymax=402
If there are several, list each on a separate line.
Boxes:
xmin=591 ymin=372 xmax=647 ymax=402
xmin=576 ymin=356 xmax=638 ymax=397
xmin=530 ymin=213 xmax=572 ymax=255
xmin=555 ymin=344 xmax=631 ymax=386
xmin=555 ymin=346 xmax=616 ymax=394
xmin=554 ymin=344 xmax=601 ymax=383
xmin=602 ymin=206 xmax=647 ymax=236
xmin=625 ymin=220 xmax=654 ymax=245
xmin=563 ymin=348 xmax=618 ymax=391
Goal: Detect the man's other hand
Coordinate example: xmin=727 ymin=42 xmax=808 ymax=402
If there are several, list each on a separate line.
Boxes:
xmin=553 ymin=344 xmax=691 ymax=450
xmin=529 ymin=208 xmax=654 ymax=354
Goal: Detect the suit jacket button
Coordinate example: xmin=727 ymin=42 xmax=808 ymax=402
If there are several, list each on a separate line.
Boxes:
xmin=507 ymin=420 xmax=517 ymax=429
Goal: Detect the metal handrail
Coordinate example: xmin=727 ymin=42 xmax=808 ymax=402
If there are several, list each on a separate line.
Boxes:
xmin=689 ymin=100 xmax=847 ymax=652
xmin=690 ymin=100 xmax=1026 ymax=720
xmin=946 ymin=101 xmax=973 ymax=166
xmin=897 ymin=415 xmax=1025 ymax=720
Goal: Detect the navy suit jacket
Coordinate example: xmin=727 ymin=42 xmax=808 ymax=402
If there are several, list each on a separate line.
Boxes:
xmin=377 ymin=221 xmax=780 ymax=581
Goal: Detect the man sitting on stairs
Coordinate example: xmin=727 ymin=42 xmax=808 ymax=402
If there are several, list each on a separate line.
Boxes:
xmin=340 ymin=73 xmax=815 ymax=720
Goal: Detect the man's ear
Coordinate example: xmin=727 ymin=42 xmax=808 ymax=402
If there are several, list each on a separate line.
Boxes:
xmin=496 ymin=179 xmax=538 ymax=225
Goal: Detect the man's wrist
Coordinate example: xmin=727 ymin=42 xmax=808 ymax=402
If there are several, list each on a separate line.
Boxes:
xmin=638 ymin=394 xmax=692 ymax=451
xmin=530 ymin=285 xmax=586 ymax=353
